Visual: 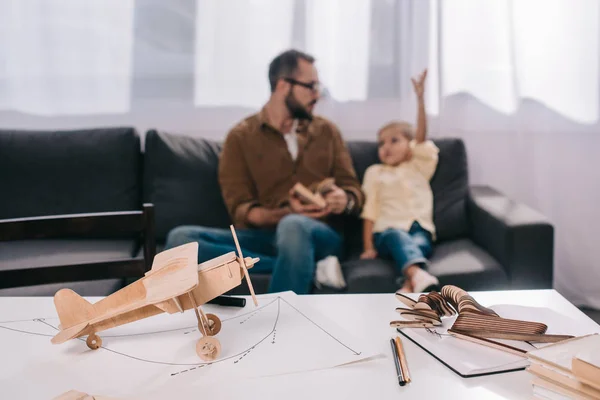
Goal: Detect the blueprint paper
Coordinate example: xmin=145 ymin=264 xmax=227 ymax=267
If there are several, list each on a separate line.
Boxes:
xmin=0 ymin=291 xmax=380 ymax=399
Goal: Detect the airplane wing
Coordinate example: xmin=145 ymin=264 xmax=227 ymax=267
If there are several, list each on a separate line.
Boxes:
xmin=52 ymin=390 xmax=122 ymax=400
xmin=90 ymin=255 xmax=200 ymax=323
xmin=143 ymin=253 xmax=199 ymax=304
xmin=58 ymin=244 xmax=200 ymax=332
xmin=198 ymin=252 xmax=236 ymax=272
xmin=148 ymin=242 xmax=198 ymax=273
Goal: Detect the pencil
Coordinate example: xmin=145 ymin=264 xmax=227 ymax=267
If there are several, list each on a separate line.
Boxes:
xmin=394 ymin=336 xmax=411 ymax=383
xmin=390 ymin=338 xmax=406 ymax=386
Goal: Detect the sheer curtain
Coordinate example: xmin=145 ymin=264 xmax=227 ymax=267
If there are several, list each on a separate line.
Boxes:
xmin=440 ymin=0 xmax=598 ymax=123
xmin=193 ymin=0 xmax=372 ymax=107
xmin=194 ymin=0 xmax=295 ymax=108
xmin=433 ymin=0 xmax=600 ymax=310
xmin=0 ymin=0 xmax=598 ymax=309
xmin=0 ymin=0 xmax=134 ymax=115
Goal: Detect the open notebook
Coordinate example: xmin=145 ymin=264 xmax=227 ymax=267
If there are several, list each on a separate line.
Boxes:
xmin=398 ymin=304 xmax=599 ymax=378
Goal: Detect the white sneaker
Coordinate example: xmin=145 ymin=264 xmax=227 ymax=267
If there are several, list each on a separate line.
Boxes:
xmin=315 ymin=256 xmax=347 ymax=290
xmin=411 ymin=268 xmax=439 ymax=293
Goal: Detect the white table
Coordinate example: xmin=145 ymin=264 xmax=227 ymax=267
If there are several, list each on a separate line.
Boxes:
xmin=2 ymin=290 xmax=599 ymax=399
xmin=156 ymin=290 xmax=599 ymax=400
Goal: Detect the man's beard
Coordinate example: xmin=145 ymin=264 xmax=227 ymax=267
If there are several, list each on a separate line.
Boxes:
xmin=285 ymin=88 xmax=315 ymax=121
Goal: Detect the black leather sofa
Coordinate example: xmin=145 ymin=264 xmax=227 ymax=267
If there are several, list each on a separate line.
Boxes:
xmin=0 ymin=127 xmax=554 ymax=296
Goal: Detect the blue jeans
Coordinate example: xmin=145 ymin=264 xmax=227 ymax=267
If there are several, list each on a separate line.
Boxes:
xmin=164 ymin=215 xmax=342 ymax=294
xmin=374 ymin=222 xmax=433 ymax=275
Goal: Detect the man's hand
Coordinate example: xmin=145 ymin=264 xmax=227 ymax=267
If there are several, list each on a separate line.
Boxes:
xmin=360 ymin=249 xmax=378 ymax=260
xmin=411 ymin=68 xmax=427 ymax=99
xmin=289 ymin=189 xmax=331 ymax=219
xmin=323 ymin=184 xmax=348 ymax=215
xmin=246 ymin=206 xmax=291 ymax=228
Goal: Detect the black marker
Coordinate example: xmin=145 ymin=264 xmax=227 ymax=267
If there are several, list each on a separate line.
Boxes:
xmin=207 ymin=296 xmax=246 ymax=307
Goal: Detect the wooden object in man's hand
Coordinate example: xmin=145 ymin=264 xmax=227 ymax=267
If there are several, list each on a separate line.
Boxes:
xmin=292 ymin=182 xmax=327 ymax=209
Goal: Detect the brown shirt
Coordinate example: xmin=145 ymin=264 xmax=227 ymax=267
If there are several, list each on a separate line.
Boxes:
xmin=218 ymin=108 xmax=364 ymax=228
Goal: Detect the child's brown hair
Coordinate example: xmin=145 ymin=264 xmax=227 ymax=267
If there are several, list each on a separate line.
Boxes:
xmin=377 ymin=121 xmax=414 ymax=141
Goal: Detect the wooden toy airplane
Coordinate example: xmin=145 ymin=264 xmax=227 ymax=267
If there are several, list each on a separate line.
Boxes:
xmin=53 ymin=389 xmax=122 ymax=400
xmin=50 ymin=225 xmax=258 ymax=361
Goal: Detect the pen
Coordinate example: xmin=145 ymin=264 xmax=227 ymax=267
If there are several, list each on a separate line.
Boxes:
xmin=395 ymin=336 xmax=411 ymax=383
xmin=207 ymin=296 xmax=246 ymax=307
xmin=390 ymin=338 xmax=406 ymax=386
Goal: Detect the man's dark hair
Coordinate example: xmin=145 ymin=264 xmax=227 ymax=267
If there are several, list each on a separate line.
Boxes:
xmin=268 ymin=49 xmax=315 ymax=93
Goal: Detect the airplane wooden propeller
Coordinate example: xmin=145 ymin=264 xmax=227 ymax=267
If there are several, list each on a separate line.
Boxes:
xmin=50 ymin=225 xmax=259 ymax=361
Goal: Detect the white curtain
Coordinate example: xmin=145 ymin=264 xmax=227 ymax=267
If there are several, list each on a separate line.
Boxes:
xmin=432 ymin=0 xmax=600 ymax=310
xmin=304 ymin=0 xmax=371 ymax=101
xmin=194 ymin=0 xmax=295 ymax=108
xmin=1 ymin=0 xmax=599 ymax=309
xmin=194 ymin=0 xmax=372 ymax=107
xmin=0 ymin=0 xmax=134 ymax=116
xmin=440 ymin=0 xmax=598 ymax=123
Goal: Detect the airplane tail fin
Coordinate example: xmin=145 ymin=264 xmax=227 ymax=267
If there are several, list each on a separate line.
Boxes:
xmin=54 ymin=289 xmax=94 ymax=329
xmin=51 ymin=321 xmax=90 ymax=344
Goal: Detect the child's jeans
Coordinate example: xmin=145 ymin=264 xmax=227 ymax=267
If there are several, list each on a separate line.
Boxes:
xmin=373 ymin=221 xmax=433 ymax=274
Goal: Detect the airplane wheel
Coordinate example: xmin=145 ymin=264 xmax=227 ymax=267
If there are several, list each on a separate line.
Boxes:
xmin=205 ymin=314 xmax=221 ymax=336
xmin=196 ymin=337 xmax=221 ymax=361
xmin=86 ymin=333 xmax=102 ymax=350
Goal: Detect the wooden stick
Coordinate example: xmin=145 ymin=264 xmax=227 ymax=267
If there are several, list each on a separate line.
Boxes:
xmin=454 ymin=330 xmax=573 ymax=343
xmin=172 ymin=296 xmax=184 ymax=313
xmin=197 ymin=306 xmax=208 ymax=324
xmin=447 ymin=329 xmax=528 ymax=357
xmin=230 ymin=225 xmax=258 ymax=306
xmin=394 ymin=336 xmax=411 ymax=383
xmin=395 ymin=292 xmax=417 ymax=309
xmin=451 ymin=313 xmax=548 ymax=335
xmin=188 ymin=292 xmax=207 ymax=336
xmin=390 ymin=320 xmax=434 ymax=329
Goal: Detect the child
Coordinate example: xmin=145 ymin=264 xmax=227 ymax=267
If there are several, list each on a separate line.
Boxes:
xmin=360 ymin=69 xmax=440 ymax=293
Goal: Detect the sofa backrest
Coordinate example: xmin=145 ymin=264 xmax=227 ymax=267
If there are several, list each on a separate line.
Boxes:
xmin=0 ymin=127 xmax=142 ymax=219
xmin=144 ymin=132 xmax=469 ymax=245
xmin=143 ymin=130 xmax=231 ymax=241
xmin=346 ymin=138 xmax=469 ymax=247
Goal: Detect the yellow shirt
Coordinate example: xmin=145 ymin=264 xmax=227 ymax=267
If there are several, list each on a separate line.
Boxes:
xmin=360 ymin=140 xmax=439 ymax=238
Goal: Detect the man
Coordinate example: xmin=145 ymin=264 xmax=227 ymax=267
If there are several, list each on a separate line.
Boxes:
xmin=165 ymin=49 xmax=364 ymax=294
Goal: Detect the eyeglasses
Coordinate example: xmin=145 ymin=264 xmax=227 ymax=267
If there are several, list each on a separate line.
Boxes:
xmin=283 ymin=77 xmax=322 ymax=94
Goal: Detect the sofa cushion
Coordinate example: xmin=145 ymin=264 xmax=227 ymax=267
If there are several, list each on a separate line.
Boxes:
xmin=144 ymin=130 xmax=231 ymax=240
xmin=340 ymin=258 xmax=399 ymax=293
xmin=0 ymin=279 xmax=124 ymax=297
xmin=428 ymin=239 xmax=508 ymax=290
xmin=0 ymin=239 xmax=138 ymax=270
xmin=345 ymin=138 xmax=469 ymax=244
xmin=0 ymin=127 xmax=141 ymax=220
xmin=339 ymin=238 xmax=508 ymax=293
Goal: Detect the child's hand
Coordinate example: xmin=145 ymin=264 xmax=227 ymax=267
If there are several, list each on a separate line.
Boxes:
xmin=360 ymin=249 xmax=378 ymax=260
xmin=411 ymin=68 xmax=428 ymax=99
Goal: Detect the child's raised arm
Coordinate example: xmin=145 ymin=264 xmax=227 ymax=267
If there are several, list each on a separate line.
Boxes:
xmin=411 ymin=69 xmax=428 ymax=143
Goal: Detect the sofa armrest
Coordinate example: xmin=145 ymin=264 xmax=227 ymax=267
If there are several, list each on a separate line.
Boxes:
xmin=467 ymin=185 xmax=554 ymax=289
